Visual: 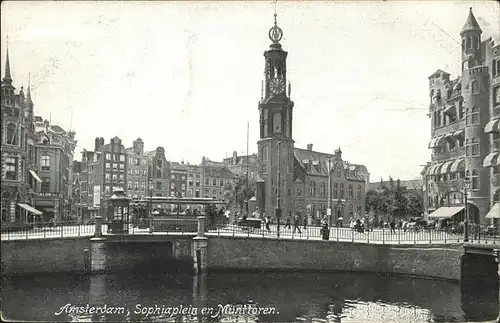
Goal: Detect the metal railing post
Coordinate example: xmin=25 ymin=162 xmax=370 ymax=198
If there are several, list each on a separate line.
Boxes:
xmin=398 ymin=227 xmax=400 ymax=244
xmin=382 ymin=225 xmax=385 ymax=244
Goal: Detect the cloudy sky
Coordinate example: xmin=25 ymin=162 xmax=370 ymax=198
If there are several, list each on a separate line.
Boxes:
xmin=1 ymin=1 xmax=499 ymax=181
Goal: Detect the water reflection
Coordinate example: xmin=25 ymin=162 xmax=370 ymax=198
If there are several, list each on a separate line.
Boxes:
xmin=1 ymin=271 xmax=498 ymax=322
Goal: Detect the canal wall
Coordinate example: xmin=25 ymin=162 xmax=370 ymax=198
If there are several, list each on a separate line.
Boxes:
xmin=1 ymin=235 xmax=193 ymax=275
xmin=206 ymin=236 xmax=464 ymax=281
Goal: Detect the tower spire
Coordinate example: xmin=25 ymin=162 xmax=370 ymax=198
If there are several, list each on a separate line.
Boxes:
xmin=27 ymin=72 xmax=33 ymax=103
xmin=460 ymin=7 xmax=482 ymax=36
xmin=3 ymin=35 xmax=12 ymax=84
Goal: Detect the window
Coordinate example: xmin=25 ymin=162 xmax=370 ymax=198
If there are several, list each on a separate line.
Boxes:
xmin=128 ymin=182 xmax=133 ymax=190
xmin=466 ymin=36 xmax=472 ymax=49
xmin=106 ymin=153 xmax=111 ymax=160
xmin=220 ymin=179 xmax=224 ymax=187
xmin=262 ymin=146 xmax=268 ymax=162
xmin=41 ymin=154 xmax=50 ymax=171
xmin=112 ymin=174 xmax=117 ymax=181
xmin=205 ymin=177 xmax=210 ymax=185
xmin=142 ymin=159 xmax=147 ymax=165
xmin=349 ymin=184 xmax=353 ymax=198
xmin=337 ymin=168 xmax=341 ymax=177
xmin=349 ymin=204 xmax=354 ymax=219
xmin=212 ymin=178 xmax=217 ymax=186
xmin=6 ymin=123 xmax=17 ymax=145
xmin=273 ymin=113 xmax=282 ymax=133
xmin=459 ymin=101 xmax=465 ymax=119
xmin=120 ymin=155 xmax=125 ymax=162
xmin=105 ymin=174 xmax=110 ymax=181
xmin=471 ymin=138 xmax=480 ymax=156
xmin=128 ymin=157 xmax=134 ymax=164
xmin=309 ymin=180 xmax=316 ymax=196
xmin=156 ymin=182 xmax=162 ymax=190
xmin=105 ymin=163 xmax=110 ymax=169
xmin=112 ymin=163 xmax=118 ymax=171
xmin=203 ymin=189 xmax=209 ymax=198
xmin=319 ymin=182 xmax=326 ymax=196
xmin=475 ymin=36 xmax=480 ymax=49
xmin=493 ymin=86 xmax=500 ymax=105
xmin=471 ymin=170 xmax=479 ymax=190
xmin=5 ymin=157 xmax=18 ymax=180
xmin=119 ymin=163 xmax=124 ymax=169
xmin=471 ymin=106 xmax=479 ymax=124
xmin=119 ymin=174 xmax=124 ymax=182
xmin=296 ymin=188 xmax=302 ymax=196
xmin=40 ymin=177 xmax=50 ymax=192
xmin=340 ymin=183 xmax=344 ymax=198
xmin=333 ymin=183 xmax=338 ymax=198
xmin=471 ymin=81 xmax=479 ymax=95
xmin=262 ymin=165 xmax=268 ymax=174
xmin=356 ymin=185 xmax=361 ymax=199
xmin=188 ymin=188 xmax=193 ymax=197
xmin=196 ymin=180 xmax=200 ymax=187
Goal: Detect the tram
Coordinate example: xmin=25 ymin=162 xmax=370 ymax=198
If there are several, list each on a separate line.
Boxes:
xmin=130 ymin=197 xmax=228 ymax=232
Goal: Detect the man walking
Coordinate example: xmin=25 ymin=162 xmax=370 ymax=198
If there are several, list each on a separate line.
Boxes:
xmin=285 ymin=214 xmax=292 ymax=230
xmin=293 ymin=214 xmax=302 ymax=234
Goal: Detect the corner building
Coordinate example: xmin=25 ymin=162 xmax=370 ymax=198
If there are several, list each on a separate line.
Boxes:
xmin=424 ymin=8 xmax=500 ymax=224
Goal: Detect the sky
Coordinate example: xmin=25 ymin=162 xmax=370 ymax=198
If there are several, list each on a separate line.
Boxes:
xmin=1 ymin=1 xmax=499 ymax=181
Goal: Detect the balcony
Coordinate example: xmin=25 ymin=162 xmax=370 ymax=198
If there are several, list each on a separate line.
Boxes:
xmin=432 ymin=119 xmax=465 ymax=137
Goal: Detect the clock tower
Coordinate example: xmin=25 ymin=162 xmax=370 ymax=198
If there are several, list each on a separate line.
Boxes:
xmin=257 ymin=13 xmax=295 ymax=220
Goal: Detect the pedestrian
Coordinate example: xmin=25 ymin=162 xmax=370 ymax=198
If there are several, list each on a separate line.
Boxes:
xmin=265 ymin=215 xmax=271 ymax=233
xmin=390 ymin=220 xmax=396 ymax=234
xmin=293 ymin=215 xmax=302 ymax=234
xmin=303 ymin=215 xmax=307 ymax=230
xmin=285 ymin=214 xmax=292 ymax=229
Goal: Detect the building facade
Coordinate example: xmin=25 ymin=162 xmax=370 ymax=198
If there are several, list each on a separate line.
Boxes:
xmin=255 ymin=15 xmax=367 ymax=224
xmin=126 ymin=138 xmax=148 ymax=199
xmin=223 ymin=151 xmax=259 ymax=184
xmin=148 ymin=147 xmax=171 ymax=198
xmin=33 ymin=119 xmax=77 ymax=221
xmin=170 ymin=161 xmax=187 ymax=197
xmin=1 ymin=47 xmax=43 ymax=224
xmin=80 ymin=137 xmax=128 ymax=218
xmin=423 ymin=8 xmax=499 ymax=224
xmin=186 ymin=164 xmax=203 ymax=198
xmin=293 ymin=145 xmax=366 ymax=225
xmin=200 ymin=157 xmax=234 ymax=200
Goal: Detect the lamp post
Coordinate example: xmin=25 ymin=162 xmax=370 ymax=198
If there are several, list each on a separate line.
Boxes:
xmin=327 ymin=157 xmax=333 ymax=227
xmin=463 ymin=177 xmax=471 ymax=242
xmin=276 ymin=141 xmax=283 ymax=238
xmin=234 ymin=174 xmax=240 ymax=223
xmin=148 ymin=179 xmax=154 ymax=218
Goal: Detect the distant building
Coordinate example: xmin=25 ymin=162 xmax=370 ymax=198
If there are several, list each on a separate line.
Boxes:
xmin=170 ymin=161 xmax=187 ymax=197
xmin=148 ymin=147 xmax=171 ymax=198
xmin=33 ymin=118 xmax=77 ymax=221
xmin=186 ymin=164 xmax=203 ymax=198
xmin=125 ymin=138 xmax=148 ymax=199
xmin=186 ymin=157 xmax=234 ymax=200
xmin=80 ymin=136 xmax=128 ymax=218
xmin=223 ymin=151 xmax=259 ymax=184
xmin=423 ymin=8 xmax=499 ymax=223
xmin=368 ymin=178 xmax=423 ymax=194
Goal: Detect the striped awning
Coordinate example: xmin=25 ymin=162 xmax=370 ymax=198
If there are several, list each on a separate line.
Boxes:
xmin=482 ymin=152 xmax=499 ymax=168
xmin=439 ymin=160 xmax=455 ymax=174
xmin=444 ymin=105 xmax=456 ymax=115
xmin=426 ymin=162 xmax=444 ymax=175
xmin=29 ymin=170 xmax=42 ymax=183
xmin=428 ymin=206 xmax=464 ymax=218
xmin=18 ymin=203 xmax=43 ymax=215
xmin=450 ymin=158 xmax=465 ymax=173
xmin=484 ymin=118 xmax=499 ymax=133
xmin=453 ymin=129 xmax=465 ymax=138
xmin=485 ymin=203 xmax=499 ymax=219
xmin=428 ymin=136 xmax=446 ymax=148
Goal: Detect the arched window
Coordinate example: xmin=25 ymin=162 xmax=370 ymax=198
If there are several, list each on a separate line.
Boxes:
xmin=462 ymin=39 xmax=465 ymax=50
xmin=349 ymin=204 xmax=354 ymax=219
xmin=6 ymin=123 xmax=17 ymax=145
xmin=348 ymin=184 xmax=353 ymax=198
xmin=475 ymin=36 xmax=480 ymax=49
xmin=493 ymin=60 xmax=498 ymax=77
xmin=466 ymin=36 xmax=472 ymax=49
xmin=471 ymin=81 xmax=479 ymax=94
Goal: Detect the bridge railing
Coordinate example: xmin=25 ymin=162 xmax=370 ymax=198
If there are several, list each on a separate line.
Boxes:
xmin=207 ymin=222 xmax=500 ymax=245
xmin=0 ymin=221 xmax=96 ymax=240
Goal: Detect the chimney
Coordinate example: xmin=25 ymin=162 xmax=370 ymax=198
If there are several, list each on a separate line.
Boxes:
xmin=307 ymin=144 xmax=313 ymax=151
xmin=232 ymin=151 xmax=237 ymax=165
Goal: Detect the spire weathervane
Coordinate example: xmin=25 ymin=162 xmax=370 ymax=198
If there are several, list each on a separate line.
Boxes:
xmin=268 ymin=0 xmax=283 ymax=45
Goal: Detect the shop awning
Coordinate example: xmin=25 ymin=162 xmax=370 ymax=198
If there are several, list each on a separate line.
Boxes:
xmin=450 ymin=158 xmax=465 ymax=173
xmin=484 ymin=118 xmax=499 ymax=133
xmin=29 ymin=170 xmax=42 ymax=183
xmin=485 ymin=203 xmax=499 ymax=219
xmin=428 ymin=136 xmax=445 ymax=148
xmin=428 ymin=206 xmax=464 ymax=218
xmin=453 ymin=129 xmax=465 ymax=138
xmin=482 ymin=152 xmax=498 ymax=168
xmin=18 ymin=203 xmax=43 ymax=215
xmin=426 ymin=163 xmax=443 ymax=176
xmin=438 ymin=160 xmax=455 ymax=174
xmin=444 ymin=105 xmax=456 ymax=115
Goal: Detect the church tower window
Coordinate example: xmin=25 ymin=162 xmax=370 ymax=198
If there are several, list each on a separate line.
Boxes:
xmin=471 ymin=81 xmax=479 ymax=94
xmin=6 ymin=123 xmax=17 ymax=145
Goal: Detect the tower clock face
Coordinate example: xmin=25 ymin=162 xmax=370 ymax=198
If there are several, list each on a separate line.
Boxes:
xmin=269 ymin=78 xmax=285 ymax=94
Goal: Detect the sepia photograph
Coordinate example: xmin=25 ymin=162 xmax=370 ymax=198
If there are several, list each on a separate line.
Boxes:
xmin=1 ymin=0 xmax=499 ymax=322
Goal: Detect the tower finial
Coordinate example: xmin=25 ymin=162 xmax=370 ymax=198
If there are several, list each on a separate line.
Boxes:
xmin=3 ymin=35 xmax=12 ymax=83
xmin=268 ymin=0 xmax=283 ymax=46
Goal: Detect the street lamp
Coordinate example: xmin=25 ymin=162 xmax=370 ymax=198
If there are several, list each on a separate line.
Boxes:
xmin=463 ymin=177 xmax=471 ymax=242
xmin=276 ymin=140 xmax=283 ymax=238
xmin=148 ymin=178 xmax=154 ymax=218
xmin=234 ymin=174 xmax=240 ymax=223
xmin=327 ymin=157 xmax=333 ymax=227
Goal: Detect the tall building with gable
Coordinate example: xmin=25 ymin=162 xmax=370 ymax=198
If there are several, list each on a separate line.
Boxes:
xmin=256 ymin=13 xmax=368 ymax=225
xmin=423 ymin=8 xmax=499 ymax=223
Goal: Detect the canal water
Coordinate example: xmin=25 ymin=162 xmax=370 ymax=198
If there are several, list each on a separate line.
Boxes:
xmin=1 ymin=270 xmax=498 ymax=322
